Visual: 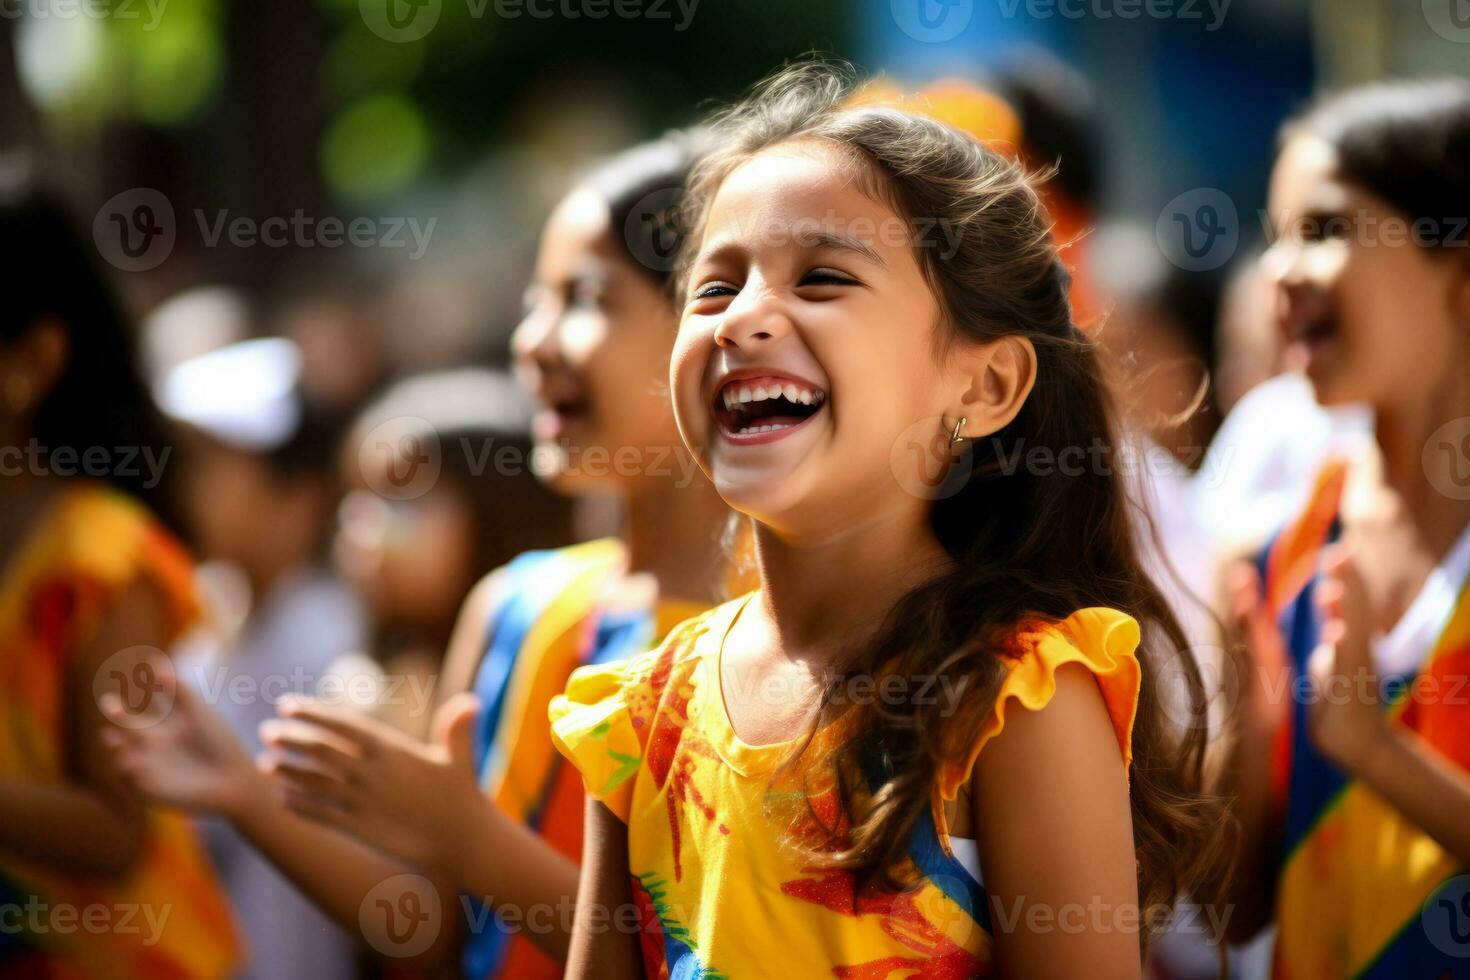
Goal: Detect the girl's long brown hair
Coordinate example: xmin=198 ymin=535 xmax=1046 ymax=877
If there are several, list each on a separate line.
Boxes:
xmin=678 ymin=60 xmax=1228 ymax=949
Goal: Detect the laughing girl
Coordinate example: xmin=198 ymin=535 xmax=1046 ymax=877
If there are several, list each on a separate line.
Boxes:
xmin=550 ymin=62 xmax=1222 ymax=979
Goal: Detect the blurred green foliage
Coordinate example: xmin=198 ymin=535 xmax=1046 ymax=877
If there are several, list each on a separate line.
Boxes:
xmin=27 ymin=0 xmax=851 ymax=199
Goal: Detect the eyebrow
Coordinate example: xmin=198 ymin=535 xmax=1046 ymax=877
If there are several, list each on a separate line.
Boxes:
xmin=692 ymin=229 xmax=888 ymax=273
xmin=805 ymin=230 xmax=887 ymax=268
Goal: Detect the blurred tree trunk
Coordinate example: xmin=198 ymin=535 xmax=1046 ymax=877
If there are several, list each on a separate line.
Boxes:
xmin=195 ymin=0 xmax=334 ymax=294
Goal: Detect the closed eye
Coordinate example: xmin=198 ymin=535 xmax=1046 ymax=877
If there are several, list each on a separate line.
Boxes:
xmin=692 ymin=281 xmax=739 ymax=301
xmin=799 ymin=268 xmax=860 ymax=287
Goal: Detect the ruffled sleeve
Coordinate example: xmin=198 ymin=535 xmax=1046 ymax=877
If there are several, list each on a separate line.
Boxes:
xmin=937 ymin=607 xmax=1142 ymax=799
xmin=549 ymin=656 xmax=647 ymax=823
xmin=45 ymin=485 xmax=202 ymax=641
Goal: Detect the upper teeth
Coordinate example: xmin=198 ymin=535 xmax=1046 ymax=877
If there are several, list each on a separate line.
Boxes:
xmin=721 ymin=381 xmax=824 ymax=411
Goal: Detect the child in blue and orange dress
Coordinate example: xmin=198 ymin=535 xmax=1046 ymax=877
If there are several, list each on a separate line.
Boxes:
xmin=550 ymin=62 xmax=1225 ymax=979
xmin=1217 ymin=79 xmax=1470 ymax=978
xmin=102 ymin=134 xmax=730 ymax=978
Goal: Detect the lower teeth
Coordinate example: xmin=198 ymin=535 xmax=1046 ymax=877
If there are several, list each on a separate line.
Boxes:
xmin=737 ymin=423 xmax=792 ymax=435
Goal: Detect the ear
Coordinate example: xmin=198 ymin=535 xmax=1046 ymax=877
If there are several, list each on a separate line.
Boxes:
xmin=949 ymin=336 xmax=1037 ymax=439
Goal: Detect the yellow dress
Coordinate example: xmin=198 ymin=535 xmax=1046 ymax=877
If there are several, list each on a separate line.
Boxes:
xmin=0 ymin=484 xmax=239 ymax=978
xmin=461 ymin=538 xmax=707 ymax=979
xmin=550 ymin=592 xmax=1141 ymax=978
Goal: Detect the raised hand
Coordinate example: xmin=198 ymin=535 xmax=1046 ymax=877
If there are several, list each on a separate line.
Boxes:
xmin=1305 ymin=543 xmax=1386 ymax=771
xmin=100 ymin=656 xmax=262 ymax=816
xmin=1225 ymin=559 xmax=1291 ymax=737
xmin=257 ymin=692 xmax=488 ymax=872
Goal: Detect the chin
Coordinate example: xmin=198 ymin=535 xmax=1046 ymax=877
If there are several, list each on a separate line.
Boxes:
xmin=710 ymin=466 xmax=817 ymax=532
xmin=1302 ymin=361 xmax=1368 ymax=409
xmin=530 ymin=444 xmax=594 ymax=495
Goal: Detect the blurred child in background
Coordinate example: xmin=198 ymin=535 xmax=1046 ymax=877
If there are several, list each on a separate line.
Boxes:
xmin=258 ymin=132 xmax=732 ymax=978
xmin=335 ymin=367 xmax=574 ymax=736
xmin=1216 ymin=78 xmax=1470 ymax=977
xmin=155 ymin=333 xmax=367 ymax=980
xmin=104 ymin=132 xmax=730 ymax=978
xmin=0 ymin=165 xmax=239 ymax=977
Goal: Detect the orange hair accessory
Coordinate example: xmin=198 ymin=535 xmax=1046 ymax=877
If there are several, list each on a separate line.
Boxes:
xmin=845 ymin=76 xmax=1023 ymax=156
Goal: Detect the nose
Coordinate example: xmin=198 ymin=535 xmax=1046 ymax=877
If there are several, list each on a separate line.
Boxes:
xmin=713 ymin=283 xmax=793 ymax=350
xmin=1260 ymin=229 xmax=1312 ymax=291
xmin=511 ymin=303 xmax=560 ymax=374
xmin=1259 ymin=238 xmax=1327 ymax=333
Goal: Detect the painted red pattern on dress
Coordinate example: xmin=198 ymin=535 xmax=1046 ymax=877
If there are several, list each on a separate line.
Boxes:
xmin=630 ymin=875 xmax=669 ymax=977
xmin=666 ymin=749 xmax=721 ymax=881
xmin=666 ymin=790 xmax=683 ymax=881
xmin=781 ymin=869 xmax=984 ymax=978
xmin=645 ymin=644 xmax=698 ymax=789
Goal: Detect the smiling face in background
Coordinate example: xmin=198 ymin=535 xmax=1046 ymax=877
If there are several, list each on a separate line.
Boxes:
xmin=1262 ymin=134 xmax=1466 ymax=410
xmin=671 ymin=140 xmax=957 ymax=541
xmin=512 ymin=187 xmax=686 ymax=495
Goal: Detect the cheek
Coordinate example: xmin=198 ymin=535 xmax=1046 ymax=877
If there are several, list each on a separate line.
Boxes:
xmin=1351 ymin=247 xmax=1458 ymax=359
xmin=387 ymin=512 xmax=472 ymax=615
xmin=827 ymin=335 xmax=938 ymax=438
xmin=590 ymin=327 xmax=678 ymax=441
xmin=670 ymin=328 xmax=711 ymax=433
xmin=557 ymin=312 xmax=610 ymax=371
xmin=1309 ymin=242 xmax=1352 ymax=288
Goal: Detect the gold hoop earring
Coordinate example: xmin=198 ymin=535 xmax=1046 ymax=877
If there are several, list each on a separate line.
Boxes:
xmin=949 ymin=416 xmax=967 ymax=448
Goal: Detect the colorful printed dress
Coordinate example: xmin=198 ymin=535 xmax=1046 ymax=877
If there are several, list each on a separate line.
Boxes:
xmin=461 ymin=539 xmax=707 ymax=980
xmin=1261 ymin=460 xmax=1470 ymax=977
xmin=0 ymin=484 xmax=239 ymax=978
xmin=549 ymin=592 xmax=1142 ymax=978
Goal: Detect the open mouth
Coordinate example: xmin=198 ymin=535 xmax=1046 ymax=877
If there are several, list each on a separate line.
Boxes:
xmin=1288 ymin=311 xmax=1338 ymax=350
xmin=532 ymin=389 xmax=590 ymax=441
xmin=713 ymin=375 xmax=826 ymax=443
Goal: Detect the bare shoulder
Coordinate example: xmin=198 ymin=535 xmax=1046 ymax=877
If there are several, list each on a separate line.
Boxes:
xmin=981 ymin=662 xmax=1124 ymax=774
